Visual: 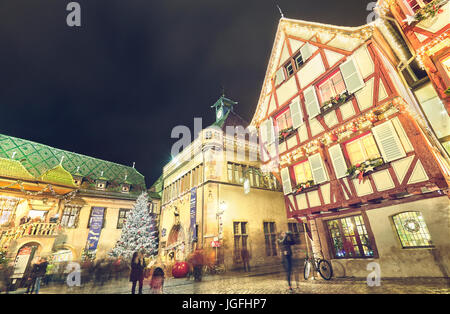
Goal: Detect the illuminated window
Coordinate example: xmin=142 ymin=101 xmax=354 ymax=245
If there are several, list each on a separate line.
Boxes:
xmin=293 ymin=160 xmax=313 ymax=184
xmin=61 ymin=206 xmax=80 ymax=228
xmin=327 ymin=215 xmax=375 ymax=259
xmin=117 ymin=209 xmax=130 ymax=229
xmin=263 ymin=222 xmax=277 ymax=256
xmin=318 ymin=71 xmax=347 ymax=105
xmin=406 ymin=0 xmax=433 ymax=13
xmin=0 ymin=197 xmax=19 ymax=225
xmin=392 ymin=212 xmax=433 ymax=248
xmin=345 ymin=133 xmax=381 ymax=165
xmin=275 ymin=109 xmax=293 ymax=131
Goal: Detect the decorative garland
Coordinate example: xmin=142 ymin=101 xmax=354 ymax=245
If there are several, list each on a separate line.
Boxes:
xmin=294 ymin=180 xmax=315 ymax=193
xmin=279 ymin=127 xmax=296 ymax=142
xmin=346 ymin=158 xmax=384 ymax=184
xmin=81 ymin=248 xmax=96 ymax=261
xmin=321 ymin=91 xmax=353 ymax=112
xmin=0 ymin=180 xmax=79 ymax=204
xmin=280 ymin=98 xmax=404 ymax=167
xmin=414 ymin=0 xmax=448 ymax=22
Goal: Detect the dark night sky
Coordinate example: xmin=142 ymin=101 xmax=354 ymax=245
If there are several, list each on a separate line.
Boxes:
xmin=0 ymin=0 xmax=369 ymax=186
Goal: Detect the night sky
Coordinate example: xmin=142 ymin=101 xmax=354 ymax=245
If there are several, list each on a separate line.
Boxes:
xmin=0 ymin=0 xmax=369 ymax=186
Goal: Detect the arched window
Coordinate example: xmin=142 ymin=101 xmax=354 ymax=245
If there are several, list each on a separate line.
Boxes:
xmin=392 ymin=212 xmax=433 ymax=248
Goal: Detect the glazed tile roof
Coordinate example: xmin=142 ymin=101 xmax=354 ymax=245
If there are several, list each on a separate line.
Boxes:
xmin=0 ymin=134 xmax=146 ymax=189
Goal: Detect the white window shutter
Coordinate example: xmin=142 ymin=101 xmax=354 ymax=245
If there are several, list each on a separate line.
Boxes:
xmin=266 ymin=117 xmax=275 ymax=144
xmin=290 ymin=98 xmax=303 ymax=129
xmin=340 ymin=58 xmax=365 ymax=94
xmin=274 ymin=68 xmax=286 ymax=86
xmin=372 ymin=120 xmax=406 ymax=162
xmin=304 ymin=86 xmax=320 ymax=119
xmin=308 ymin=153 xmax=328 ymax=184
xmin=281 ymin=167 xmax=292 ymax=195
xmin=328 ymin=144 xmax=348 ymax=179
xmin=300 ymin=43 xmax=313 ymax=61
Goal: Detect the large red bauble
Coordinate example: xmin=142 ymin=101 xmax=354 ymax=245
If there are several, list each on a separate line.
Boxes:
xmin=172 ymin=261 xmax=189 ymax=278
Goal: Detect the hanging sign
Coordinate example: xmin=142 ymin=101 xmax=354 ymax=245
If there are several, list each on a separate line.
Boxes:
xmin=189 ymin=188 xmax=197 ymax=241
xmin=86 ymin=207 xmax=105 ymax=251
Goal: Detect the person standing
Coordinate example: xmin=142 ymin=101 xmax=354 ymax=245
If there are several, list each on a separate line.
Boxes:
xmin=241 ymin=247 xmax=251 ymax=272
xmin=130 ymin=251 xmax=146 ymax=294
xmin=149 ymin=267 xmax=165 ymax=294
xmin=278 ymin=231 xmax=295 ymax=292
xmin=34 ymin=257 xmax=48 ymax=294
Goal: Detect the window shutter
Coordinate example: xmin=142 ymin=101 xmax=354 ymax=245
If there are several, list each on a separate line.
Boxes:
xmin=274 ymin=68 xmax=286 ymax=86
xmin=328 ymin=144 xmax=348 ymax=179
xmin=281 ymin=167 xmax=292 ymax=195
xmin=266 ymin=117 xmax=275 ymax=145
xmin=300 ymin=43 xmax=313 ymax=61
xmin=290 ymin=99 xmax=303 ymax=129
xmin=372 ymin=120 xmax=406 ymax=162
xmin=308 ymin=153 xmax=328 ymax=184
xmin=340 ymin=58 xmax=365 ymax=94
xmin=304 ymin=86 xmax=320 ymax=119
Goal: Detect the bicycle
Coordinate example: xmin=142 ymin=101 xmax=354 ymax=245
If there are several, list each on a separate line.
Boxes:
xmin=303 ymin=255 xmax=333 ymax=280
xmin=204 ymin=263 xmax=226 ymax=275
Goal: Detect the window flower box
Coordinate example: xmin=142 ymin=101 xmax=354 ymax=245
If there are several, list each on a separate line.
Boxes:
xmin=346 ymin=157 xmax=385 ymax=182
xmin=278 ymin=127 xmax=296 ymax=143
xmin=414 ymin=0 xmax=447 ymax=23
xmin=320 ymin=91 xmax=353 ymax=116
xmin=293 ymin=180 xmax=318 ymax=194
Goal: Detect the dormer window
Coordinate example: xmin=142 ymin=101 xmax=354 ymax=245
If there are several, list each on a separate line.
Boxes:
xmin=73 ymin=175 xmax=83 ymax=187
xmin=121 ymin=184 xmax=131 ymax=193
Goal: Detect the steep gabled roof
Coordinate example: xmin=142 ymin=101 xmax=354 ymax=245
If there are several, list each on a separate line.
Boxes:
xmin=0 ymin=134 xmax=146 ymax=189
xmin=250 ymin=17 xmax=374 ymax=127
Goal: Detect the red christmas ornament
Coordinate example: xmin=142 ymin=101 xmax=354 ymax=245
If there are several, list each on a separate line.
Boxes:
xmin=172 ymin=261 xmax=189 ymax=278
xmin=351 ymin=125 xmax=358 ymax=133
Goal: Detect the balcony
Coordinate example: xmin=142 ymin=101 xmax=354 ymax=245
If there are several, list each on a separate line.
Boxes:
xmin=0 ymin=222 xmax=60 ymax=247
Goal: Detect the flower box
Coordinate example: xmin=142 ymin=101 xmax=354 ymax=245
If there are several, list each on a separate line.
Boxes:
xmin=346 ymin=158 xmax=385 ymax=180
xmin=278 ymin=127 xmax=296 ymax=143
xmin=293 ymin=180 xmax=318 ymax=194
xmin=320 ymin=91 xmax=354 ymax=116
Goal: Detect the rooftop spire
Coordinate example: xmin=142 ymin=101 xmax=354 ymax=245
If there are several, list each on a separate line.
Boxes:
xmin=276 ymin=4 xmax=285 ymax=19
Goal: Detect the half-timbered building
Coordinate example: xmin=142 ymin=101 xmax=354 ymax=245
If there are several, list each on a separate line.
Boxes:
xmin=253 ymin=16 xmax=450 ymax=277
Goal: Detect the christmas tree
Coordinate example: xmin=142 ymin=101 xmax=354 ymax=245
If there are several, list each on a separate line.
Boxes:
xmin=109 ymin=192 xmax=158 ymax=258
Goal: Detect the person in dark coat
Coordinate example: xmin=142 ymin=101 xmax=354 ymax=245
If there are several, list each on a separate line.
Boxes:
xmin=241 ymin=247 xmax=251 ymax=272
xmin=278 ymin=231 xmax=296 ymax=292
xmin=26 ymin=257 xmax=48 ymax=294
xmin=129 ymin=251 xmax=146 ymax=294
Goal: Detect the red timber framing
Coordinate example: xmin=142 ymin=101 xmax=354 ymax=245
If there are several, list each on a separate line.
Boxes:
xmin=259 ymin=25 xmax=449 ymax=220
xmin=389 ymin=0 xmax=450 ymax=111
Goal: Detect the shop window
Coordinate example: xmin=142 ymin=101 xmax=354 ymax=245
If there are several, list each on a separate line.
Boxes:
xmin=318 ymin=70 xmax=347 ymax=105
xmin=345 ymin=133 xmax=381 ymax=166
xmin=293 ymin=160 xmax=313 ymax=185
xmin=61 ymin=206 xmax=80 ymax=228
xmin=117 ymin=209 xmax=130 ymax=229
xmin=392 ymin=211 xmax=433 ymax=248
xmin=326 ymin=215 xmax=375 ymax=259
xmin=263 ymin=222 xmax=277 ymax=256
xmin=288 ymin=222 xmax=304 ymax=244
xmin=233 ymin=221 xmax=248 ymax=262
xmin=275 ymin=109 xmax=293 ymax=131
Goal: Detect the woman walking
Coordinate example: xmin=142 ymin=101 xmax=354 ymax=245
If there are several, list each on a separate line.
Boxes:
xmin=130 ymin=251 xmax=146 ymax=294
xmin=278 ymin=231 xmax=296 ymax=292
xmin=150 ymin=267 xmax=165 ymax=294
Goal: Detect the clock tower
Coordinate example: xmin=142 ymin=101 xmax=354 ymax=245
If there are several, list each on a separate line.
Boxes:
xmin=211 ymin=95 xmax=238 ymax=124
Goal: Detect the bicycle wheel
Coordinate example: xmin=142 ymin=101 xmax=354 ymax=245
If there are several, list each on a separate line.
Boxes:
xmin=318 ymin=259 xmax=333 ymax=280
xmin=303 ymin=260 xmax=312 ymax=280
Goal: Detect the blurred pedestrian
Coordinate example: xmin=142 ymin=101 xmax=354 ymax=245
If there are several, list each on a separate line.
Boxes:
xmin=130 ymin=251 xmax=146 ymax=294
xmin=278 ymin=231 xmax=295 ymax=292
xmin=241 ymin=247 xmax=251 ymax=272
xmin=150 ymin=267 xmax=164 ymax=294
xmin=188 ymin=249 xmax=205 ymax=282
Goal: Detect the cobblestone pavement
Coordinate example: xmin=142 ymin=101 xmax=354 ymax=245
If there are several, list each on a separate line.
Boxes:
xmin=8 ymin=270 xmax=450 ymax=294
